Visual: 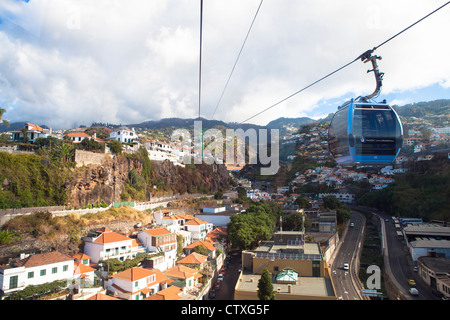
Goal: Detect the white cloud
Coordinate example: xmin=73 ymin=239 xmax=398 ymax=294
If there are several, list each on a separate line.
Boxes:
xmin=0 ymin=0 xmax=449 ymax=129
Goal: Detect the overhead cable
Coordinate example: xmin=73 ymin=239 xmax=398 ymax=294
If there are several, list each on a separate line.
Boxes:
xmin=240 ymin=1 xmax=450 ymax=124
xmin=211 ymin=0 xmax=264 ymax=120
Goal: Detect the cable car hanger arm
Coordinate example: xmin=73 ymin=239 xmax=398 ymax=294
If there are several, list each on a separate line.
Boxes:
xmin=359 ymin=50 xmax=384 ymax=101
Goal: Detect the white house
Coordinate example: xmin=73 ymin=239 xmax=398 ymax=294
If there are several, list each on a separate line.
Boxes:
xmin=137 ymin=228 xmax=177 ymax=270
xmin=0 ymin=251 xmax=74 ymax=295
xmin=65 ymin=132 xmax=92 ymax=144
xmin=82 ymin=227 xmax=145 ymax=264
xmin=107 ymin=267 xmax=171 ymax=300
xmin=108 ymin=128 xmax=138 ymax=144
xmin=183 ymin=218 xmax=211 ymax=241
xmin=9 ymin=122 xmax=53 ymax=144
xmin=72 ymin=253 xmax=96 ymax=286
xmin=153 ymin=210 xmax=191 ymax=232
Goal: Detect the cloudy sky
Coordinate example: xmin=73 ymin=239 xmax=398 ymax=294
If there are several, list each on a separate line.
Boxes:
xmin=0 ymin=0 xmax=449 ymax=130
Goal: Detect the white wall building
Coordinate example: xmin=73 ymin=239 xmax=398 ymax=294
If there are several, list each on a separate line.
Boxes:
xmin=82 ymin=227 xmax=145 ymax=264
xmin=0 ymin=252 xmax=74 ymax=295
xmin=107 ymin=267 xmax=170 ymax=300
xmin=183 ymin=218 xmax=211 ymax=242
xmin=137 ymin=228 xmax=177 ymax=271
xmin=108 ymin=128 xmax=138 ymax=144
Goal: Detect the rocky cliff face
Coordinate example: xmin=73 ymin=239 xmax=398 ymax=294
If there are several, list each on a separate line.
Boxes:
xmin=67 ymin=155 xmax=230 ymax=208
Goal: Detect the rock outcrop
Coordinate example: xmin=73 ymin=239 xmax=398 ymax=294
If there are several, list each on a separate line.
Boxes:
xmin=67 ymin=154 xmax=230 ymax=208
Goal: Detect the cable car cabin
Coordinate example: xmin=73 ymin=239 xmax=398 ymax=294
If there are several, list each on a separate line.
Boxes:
xmin=328 ymin=99 xmax=403 ymax=165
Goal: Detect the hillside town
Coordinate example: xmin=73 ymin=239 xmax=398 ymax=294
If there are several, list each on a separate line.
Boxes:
xmin=0 ymin=117 xmax=449 ymax=302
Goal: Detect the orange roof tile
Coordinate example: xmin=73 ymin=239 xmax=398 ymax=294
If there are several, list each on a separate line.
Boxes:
xmin=93 ymin=230 xmax=131 ymax=244
xmin=185 ymin=240 xmax=216 ymax=252
xmin=177 ymin=252 xmax=208 ymax=265
xmin=144 ymin=285 xmax=183 ymax=300
xmin=86 ymin=292 xmax=119 ymax=300
xmin=72 ymin=253 xmax=91 ymax=261
xmin=66 ymin=132 xmax=91 ymax=137
xmin=185 ymin=218 xmax=208 ymax=226
xmin=144 ymin=228 xmax=172 ymax=236
xmin=25 ymin=122 xmax=44 ymax=132
xmin=15 ymin=252 xmax=73 ymax=268
xmin=74 ymin=261 xmax=96 ymax=275
xmin=163 ymin=265 xmax=202 ymax=280
xmin=111 ymin=267 xmax=154 ymax=281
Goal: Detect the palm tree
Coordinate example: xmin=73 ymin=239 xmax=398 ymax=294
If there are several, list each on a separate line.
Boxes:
xmin=0 ymin=108 xmax=10 ymax=128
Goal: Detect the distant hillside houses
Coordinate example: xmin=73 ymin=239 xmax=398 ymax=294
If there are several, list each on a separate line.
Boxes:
xmin=291 ymin=165 xmax=407 ymax=191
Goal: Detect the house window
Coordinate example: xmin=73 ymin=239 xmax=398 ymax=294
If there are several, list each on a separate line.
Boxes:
xmin=135 ymin=281 xmax=139 ymax=288
xmin=52 ymin=267 xmax=58 ymax=274
xmin=63 ymin=265 xmax=68 ymax=272
xmin=27 ymin=271 xmax=34 ymax=279
xmin=9 ymin=276 xmax=18 ymax=289
xmin=40 ymin=269 xmax=46 ymax=276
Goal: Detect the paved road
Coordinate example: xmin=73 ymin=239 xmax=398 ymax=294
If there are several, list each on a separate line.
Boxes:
xmin=371 ymin=210 xmax=438 ymax=300
xmin=331 ymin=211 xmax=365 ymax=300
xmin=210 ymin=251 xmax=241 ymax=300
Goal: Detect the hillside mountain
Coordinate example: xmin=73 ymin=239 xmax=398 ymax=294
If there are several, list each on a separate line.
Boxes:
xmin=2 ymin=99 xmax=449 ymax=134
xmin=393 ymin=99 xmax=450 ymax=118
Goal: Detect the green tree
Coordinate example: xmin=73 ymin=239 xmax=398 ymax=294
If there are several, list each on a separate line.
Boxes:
xmin=227 ymin=201 xmax=277 ymax=250
xmin=192 ymin=244 xmax=209 ymax=256
xmin=108 ymin=139 xmax=123 ymax=155
xmin=294 ymin=196 xmax=312 ymax=208
xmin=322 ymin=195 xmax=340 ymax=209
xmin=257 ymin=268 xmax=275 ymax=300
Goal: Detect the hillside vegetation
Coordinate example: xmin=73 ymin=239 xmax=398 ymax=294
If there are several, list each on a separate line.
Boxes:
xmin=359 ymin=155 xmax=450 ymax=221
xmin=0 ymin=153 xmax=75 ymax=209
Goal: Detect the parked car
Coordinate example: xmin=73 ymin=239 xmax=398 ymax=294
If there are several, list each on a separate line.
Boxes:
xmin=218 ymin=274 xmax=224 ymax=281
xmin=343 ymin=263 xmax=349 ymax=270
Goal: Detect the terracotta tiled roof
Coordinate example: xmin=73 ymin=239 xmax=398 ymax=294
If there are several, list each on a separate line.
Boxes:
xmin=185 ymin=240 xmax=216 ymax=252
xmin=111 ymin=267 xmax=169 ymax=287
xmin=25 ymin=122 xmax=44 ymax=132
xmin=111 ymin=267 xmax=155 ymax=281
xmin=72 ymin=253 xmax=91 ymax=261
xmin=74 ymin=261 xmax=96 ymax=274
xmin=207 ymin=227 xmax=227 ymax=239
xmin=144 ymin=228 xmax=172 ymax=237
xmin=93 ymin=231 xmax=131 ymax=244
xmin=66 ymin=132 xmax=91 ymax=137
xmin=86 ymin=292 xmax=119 ymax=300
xmin=144 ymin=285 xmax=183 ymax=300
xmin=177 ymin=252 xmax=208 ymax=265
xmin=163 ymin=265 xmax=202 ymax=280
xmin=184 ymin=218 xmax=208 ymax=225
xmin=15 ymin=252 xmax=73 ymax=268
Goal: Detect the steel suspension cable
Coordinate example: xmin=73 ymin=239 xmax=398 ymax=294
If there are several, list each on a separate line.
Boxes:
xmin=239 ymin=1 xmax=450 ymax=124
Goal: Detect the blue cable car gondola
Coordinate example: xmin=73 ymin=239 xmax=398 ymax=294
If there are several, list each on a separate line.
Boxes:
xmin=328 ymin=52 xmax=403 ymax=165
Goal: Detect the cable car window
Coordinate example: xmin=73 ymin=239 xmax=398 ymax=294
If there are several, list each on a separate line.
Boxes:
xmin=329 ymin=108 xmax=349 ymax=158
xmin=353 ymin=108 xmax=399 ymax=155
